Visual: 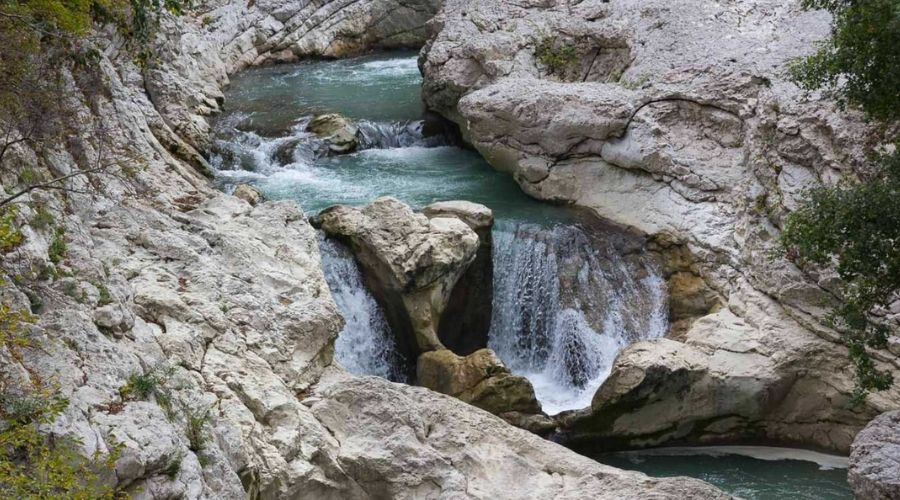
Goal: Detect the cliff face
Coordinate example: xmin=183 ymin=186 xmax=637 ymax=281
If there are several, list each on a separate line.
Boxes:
xmin=0 ymin=1 xmax=727 ymax=498
xmin=420 ymin=0 xmax=900 ymax=452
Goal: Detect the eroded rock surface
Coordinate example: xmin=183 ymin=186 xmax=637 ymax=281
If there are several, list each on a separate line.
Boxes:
xmin=0 ymin=0 xmax=732 ymax=497
xmin=849 ymin=410 xmax=900 ymax=500
xmin=314 ymin=197 xmax=480 ymax=360
xmin=420 ymin=0 xmax=900 ymax=452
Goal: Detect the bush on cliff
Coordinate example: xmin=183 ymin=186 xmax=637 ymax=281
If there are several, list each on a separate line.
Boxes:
xmin=784 ymin=0 xmax=900 ymax=399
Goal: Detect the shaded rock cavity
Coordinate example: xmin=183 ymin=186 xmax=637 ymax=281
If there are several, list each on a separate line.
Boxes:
xmin=423 ymin=201 xmax=494 ymax=355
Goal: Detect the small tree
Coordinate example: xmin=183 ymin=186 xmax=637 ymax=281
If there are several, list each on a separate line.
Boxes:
xmin=0 ymin=1 xmax=188 ymax=496
xmin=783 ymin=0 xmax=900 ymax=399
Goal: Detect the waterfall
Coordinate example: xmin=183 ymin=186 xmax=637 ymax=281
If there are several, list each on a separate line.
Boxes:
xmin=319 ymin=235 xmax=406 ymax=382
xmin=489 ymin=222 xmax=668 ymax=415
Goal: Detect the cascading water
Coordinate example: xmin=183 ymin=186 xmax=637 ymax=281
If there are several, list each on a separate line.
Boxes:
xmin=319 ymin=236 xmax=406 ymax=382
xmin=489 ymin=222 xmax=668 ymax=415
xmin=210 ymin=52 xmax=669 ymax=413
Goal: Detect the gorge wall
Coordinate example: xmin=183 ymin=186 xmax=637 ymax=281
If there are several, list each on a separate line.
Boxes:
xmin=419 ymin=0 xmax=900 ymax=453
xmin=0 ymin=0 xmax=728 ymax=498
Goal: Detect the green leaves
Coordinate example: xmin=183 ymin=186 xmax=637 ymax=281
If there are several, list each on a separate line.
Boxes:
xmin=781 ymin=148 xmax=900 ymax=396
xmin=786 ymin=1 xmax=900 ymax=398
xmin=792 ymin=0 xmax=900 ymax=120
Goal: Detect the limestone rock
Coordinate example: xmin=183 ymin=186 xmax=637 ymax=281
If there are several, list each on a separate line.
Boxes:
xmin=421 ymin=0 xmax=900 ymax=451
xmin=306 ymin=114 xmax=359 ymax=154
xmin=0 ymin=1 xmax=733 ymax=498
xmin=310 ymin=375 xmax=729 ymax=499
xmin=315 ymin=197 xmax=480 ymax=359
xmin=232 ymin=184 xmax=263 ymax=206
xmin=423 ymin=200 xmax=493 ymax=231
xmin=849 ymin=411 xmax=900 ymax=500
xmin=417 ymin=348 xmax=542 ymax=416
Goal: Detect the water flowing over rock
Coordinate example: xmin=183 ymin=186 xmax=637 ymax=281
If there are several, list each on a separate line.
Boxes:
xmin=420 ymin=0 xmax=900 ymax=451
xmin=849 ymin=410 xmax=900 ymax=500
xmin=319 ymin=236 xmax=406 ymax=381
xmin=313 ymin=197 xmax=480 ymax=364
xmin=489 ymin=222 xmax=668 ymax=415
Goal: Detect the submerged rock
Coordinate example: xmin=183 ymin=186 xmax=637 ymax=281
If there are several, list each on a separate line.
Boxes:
xmin=307 ymin=113 xmax=359 ymax=154
xmin=314 ymin=197 xmax=480 ymax=363
xmin=849 ymin=411 xmax=900 ymax=500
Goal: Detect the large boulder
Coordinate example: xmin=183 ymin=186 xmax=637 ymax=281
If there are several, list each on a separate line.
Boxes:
xmin=849 ymin=411 xmax=900 ymax=500
xmin=307 ymin=114 xmax=359 ymax=154
xmin=310 ymin=375 xmax=729 ymax=499
xmin=314 ymin=197 xmax=480 ymax=363
xmin=420 ymin=0 xmax=900 ymax=452
xmin=423 ymin=201 xmax=494 ymax=355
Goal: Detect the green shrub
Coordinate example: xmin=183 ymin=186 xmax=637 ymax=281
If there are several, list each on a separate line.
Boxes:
xmin=97 ymin=282 xmax=112 ymax=306
xmin=47 ymin=227 xmax=66 ymax=264
xmin=535 ymin=37 xmax=579 ymax=76
xmin=29 ymin=203 xmax=54 ymax=230
xmin=783 ymin=0 xmax=900 ymax=399
xmin=781 ymin=147 xmax=900 ymax=398
xmin=185 ymin=406 xmax=211 ymax=453
xmin=0 ymin=206 xmax=24 ymax=253
xmin=162 ymin=453 xmax=183 ymax=479
xmin=119 ymin=371 xmax=161 ymax=401
xmin=791 ymin=0 xmax=900 ymax=121
xmin=1 ymin=288 xmax=120 ymax=498
xmin=0 ymin=389 xmax=121 ymax=499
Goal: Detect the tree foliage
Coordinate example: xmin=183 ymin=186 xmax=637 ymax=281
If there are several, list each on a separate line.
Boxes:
xmin=784 ymin=0 xmax=900 ymax=398
xmin=781 ymin=149 xmax=900 ymax=396
xmin=0 ymin=2 xmax=185 ymax=496
xmin=0 ymin=282 xmax=122 ymax=498
xmin=791 ymin=0 xmax=900 ymax=121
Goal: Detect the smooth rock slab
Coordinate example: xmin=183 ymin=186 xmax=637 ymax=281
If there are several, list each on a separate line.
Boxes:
xmin=311 ymin=374 xmax=730 ymax=499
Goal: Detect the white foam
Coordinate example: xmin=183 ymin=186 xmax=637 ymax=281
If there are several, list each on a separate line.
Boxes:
xmin=488 ymin=224 xmax=669 ymax=415
xmin=615 ymin=446 xmax=849 ymax=470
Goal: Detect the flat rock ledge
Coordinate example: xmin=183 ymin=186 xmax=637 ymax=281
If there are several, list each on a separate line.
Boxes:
xmin=849 ymin=410 xmax=900 ymax=500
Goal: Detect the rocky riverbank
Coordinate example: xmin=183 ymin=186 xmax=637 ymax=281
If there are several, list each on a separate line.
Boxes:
xmin=0 ymin=0 xmax=729 ymax=497
xmin=420 ymin=0 xmax=900 ymax=455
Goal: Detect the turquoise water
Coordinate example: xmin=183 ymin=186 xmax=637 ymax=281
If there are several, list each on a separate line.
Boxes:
xmin=220 ymin=54 xmax=425 ymax=133
xmin=597 ymin=449 xmax=852 ymax=499
xmin=212 ymin=52 xmax=575 ymax=225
